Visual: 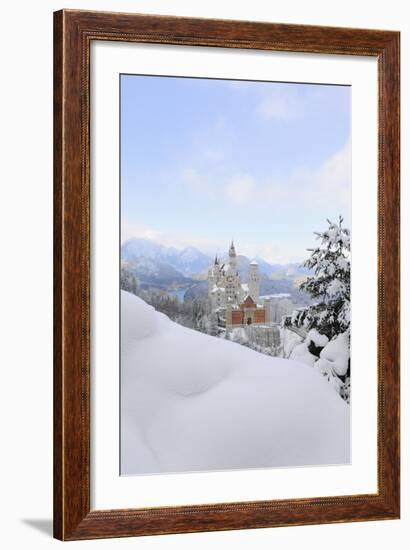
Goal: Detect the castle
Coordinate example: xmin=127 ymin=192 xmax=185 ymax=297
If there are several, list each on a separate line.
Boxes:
xmin=207 ymin=241 xmax=271 ymax=327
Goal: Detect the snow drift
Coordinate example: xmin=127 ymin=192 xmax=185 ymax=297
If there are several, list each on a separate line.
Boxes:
xmin=121 ymin=291 xmax=350 ymax=475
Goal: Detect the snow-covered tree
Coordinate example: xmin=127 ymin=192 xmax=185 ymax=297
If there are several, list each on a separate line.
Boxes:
xmin=208 ymin=312 xmax=219 ymax=336
xmin=120 ymin=266 xmax=139 ymax=295
xmin=191 ymin=299 xmax=208 ymax=332
xmin=283 ymin=217 xmax=351 ymax=402
xmin=284 ymin=216 xmax=350 ymax=340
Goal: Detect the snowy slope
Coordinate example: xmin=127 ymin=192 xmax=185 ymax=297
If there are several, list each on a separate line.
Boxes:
xmin=121 ymin=291 xmax=350 ymax=475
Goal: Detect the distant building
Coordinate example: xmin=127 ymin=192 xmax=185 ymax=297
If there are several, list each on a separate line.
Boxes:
xmin=226 ymin=295 xmax=266 ymax=326
xmin=260 ymin=293 xmax=295 ymax=323
xmin=207 ymin=241 xmax=270 ymax=327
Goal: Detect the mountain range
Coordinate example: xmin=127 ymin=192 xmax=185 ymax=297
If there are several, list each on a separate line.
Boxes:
xmin=122 ymin=238 xmax=211 ymax=276
xmin=121 ymin=238 xmax=311 ymax=301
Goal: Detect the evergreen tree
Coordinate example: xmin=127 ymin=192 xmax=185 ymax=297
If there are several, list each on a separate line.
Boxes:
xmin=283 ymin=216 xmax=350 ymax=340
xmin=120 ymin=266 xmax=139 ymax=295
xmin=209 ymin=312 xmax=219 ymax=336
xmin=283 ymin=217 xmax=351 ymax=402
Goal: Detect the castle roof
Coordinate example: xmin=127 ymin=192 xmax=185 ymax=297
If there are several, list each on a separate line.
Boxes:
xmin=249 ymin=260 xmax=258 ymax=266
xmin=242 ymin=295 xmax=256 ymax=306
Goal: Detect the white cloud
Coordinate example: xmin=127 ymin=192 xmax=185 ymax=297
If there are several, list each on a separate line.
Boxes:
xmin=223 ymin=78 xmax=301 ymax=120
xmin=121 ymin=222 xmax=163 ymax=244
xmin=121 ymin=221 xmax=301 ymax=264
xmin=224 ymin=175 xmax=255 ymax=205
xmin=256 ymin=85 xmax=327 ymax=121
xmin=179 ymin=140 xmax=351 ymax=219
xmin=236 ymin=241 xmax=301 ymax=264
xmin=181 ymin=167 xmax=217 ymax=199
xmin=226 ymin=142 xmax=351 ymax=216
xmin=125 ymin=142 xmax=351 ymax=264
xmin=258 ymin=94 xmax=297 ymax=120
xmin=283 ymin=140 xmax=351 ymax=217
xmin=312 ymin=140 xmax=352 ymax=211
xmin=122 ymin=221 xmax=220 ymax=253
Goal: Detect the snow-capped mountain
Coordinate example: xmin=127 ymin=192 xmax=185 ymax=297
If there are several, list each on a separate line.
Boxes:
xmin=121 ymin=238 xmax=312 ymax=297
xmin=172 ymin=245 xmax=212 ymax=275
xmin=122 ymin=256 xmax=189 ymax=286
xmin=122 ymin=238 xmax=309 ymax=277
xmin=122 ymin=238 xmax=177 ymax=262
xmin=122 ymin=238 xmax=211 ymax=276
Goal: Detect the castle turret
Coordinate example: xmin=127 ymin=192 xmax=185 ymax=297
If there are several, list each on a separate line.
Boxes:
xmin=229 ymin=240 xmax=237 ymax=269
xmin=248 ymin=260 xmax=260 ymax=302
xmin=263 ymin=297 xmax=272 ymax=323
xmin=208 ymin=259 xmax=218 ymax=298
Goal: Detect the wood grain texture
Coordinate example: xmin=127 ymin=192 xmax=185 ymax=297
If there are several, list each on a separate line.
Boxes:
xmin=53 ymin=10 xmax=63 ymax=541
xmin=53 ymin=9 xmax=400 ymax=541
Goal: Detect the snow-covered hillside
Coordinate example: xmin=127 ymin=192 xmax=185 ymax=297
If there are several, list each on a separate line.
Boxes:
xmin=121 ymin=291 xmax=350 ymax=475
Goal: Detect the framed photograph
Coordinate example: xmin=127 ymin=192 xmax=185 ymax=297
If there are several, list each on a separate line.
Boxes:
xmin=54 ymin=9 xmax=400 ymax=540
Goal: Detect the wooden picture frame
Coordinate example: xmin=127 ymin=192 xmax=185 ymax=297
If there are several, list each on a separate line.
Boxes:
xmin=53 ymin=9 xmax=400 ymax=541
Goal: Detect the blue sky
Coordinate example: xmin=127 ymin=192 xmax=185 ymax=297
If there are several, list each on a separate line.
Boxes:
xmin=121 ymin=74 xmax=351 ymax=263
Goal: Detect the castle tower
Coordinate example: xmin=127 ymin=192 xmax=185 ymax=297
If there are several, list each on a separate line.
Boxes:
xmin=229 ymin=240 xmax=237 ymax=269
xmin=225 ymin=240 xmax=240 ymax=304
xmin=207 ymin=255 xmax=219 ymax=298
xmin=263 ymin=297 xmax=272 ymax=323
xmin=207 ymin=268 xmax=214 ymax=298
xmin=248 ymin=260 xmax=260 ymax=303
